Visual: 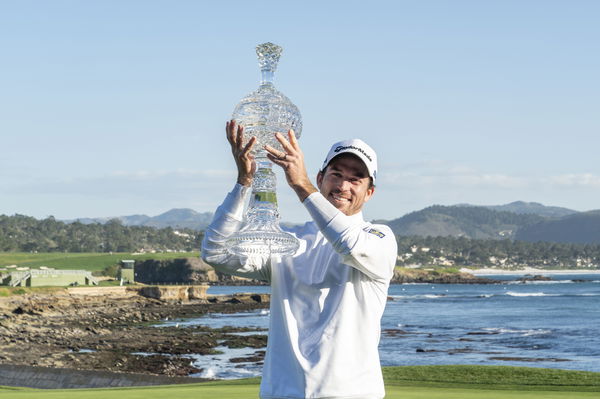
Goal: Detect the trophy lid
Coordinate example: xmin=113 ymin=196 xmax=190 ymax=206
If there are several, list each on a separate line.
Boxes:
xmin=232 ymin=42 xmax=302 ymax=156
xmin=256 ymin=42 xmax=282 ymax=73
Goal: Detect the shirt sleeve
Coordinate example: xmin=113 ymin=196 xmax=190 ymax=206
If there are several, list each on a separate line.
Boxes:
xmin=201 ymin=184 xmax=271 ymax=282
xmin=303 ymin=192 xmax=397 ymax=282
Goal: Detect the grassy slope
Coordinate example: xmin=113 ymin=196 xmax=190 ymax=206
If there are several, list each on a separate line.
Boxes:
xmin=0 ymin=252 xmax=200 ymax=272
xmin=1 ymin=366 xmax=599 ymax=399
xmin=382 ymin=365 xmax=600 ymax=390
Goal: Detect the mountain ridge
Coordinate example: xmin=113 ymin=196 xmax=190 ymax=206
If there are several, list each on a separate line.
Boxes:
xmin=460 ymin=201 xmax=578 ymax=218
xmin=59 ymin=201 xmax=599 ymax=244
xmin=65 ymin=208 xmax=214 ymax=231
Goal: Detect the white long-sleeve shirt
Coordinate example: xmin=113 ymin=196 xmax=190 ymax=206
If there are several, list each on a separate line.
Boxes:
xmin=202 ymin=184 xmax=397 ymax=399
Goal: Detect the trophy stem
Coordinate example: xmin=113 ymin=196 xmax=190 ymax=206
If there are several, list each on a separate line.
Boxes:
xmin=226 ymin=158 xmax=299 ymax=256
xmin=247 ymin=158 xmax=280 ymax=225
xmin=261 ymin=69 xmax=274 ymax=86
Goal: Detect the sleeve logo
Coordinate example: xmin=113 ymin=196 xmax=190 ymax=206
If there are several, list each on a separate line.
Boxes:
xmin=363 ymin=227 xmax=385 ymax=238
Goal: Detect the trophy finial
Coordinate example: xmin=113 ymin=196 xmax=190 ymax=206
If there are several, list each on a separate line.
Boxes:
xmin=256 ymin=42 xmax=283 ymax=72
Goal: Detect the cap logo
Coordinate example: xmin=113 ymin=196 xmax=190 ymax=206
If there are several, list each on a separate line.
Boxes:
xmin=333 ymin=145 xmax=372 ymax=162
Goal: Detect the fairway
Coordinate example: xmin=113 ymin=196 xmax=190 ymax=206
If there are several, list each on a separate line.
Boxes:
xmin=0 ymin=252 xmax=199 ymax=272
xmin=1 ymin=381 xmax=598 ymax=399
xmin=1 ymin=366 xmax=599 ymax=399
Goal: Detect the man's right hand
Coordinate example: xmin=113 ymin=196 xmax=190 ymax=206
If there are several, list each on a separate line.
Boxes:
xmin=226 ymin=120 xmax=256 ymax=187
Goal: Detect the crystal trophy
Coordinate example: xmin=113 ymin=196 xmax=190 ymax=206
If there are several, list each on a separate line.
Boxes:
xmin=226 ymin=42 xmax=303 ymax=256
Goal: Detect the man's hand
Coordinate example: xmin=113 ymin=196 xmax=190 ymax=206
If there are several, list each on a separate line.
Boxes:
xmin=226 ymin=120 xmax=256 ymax=187
xmin=265 ymin=130 xmax=318 ymax=202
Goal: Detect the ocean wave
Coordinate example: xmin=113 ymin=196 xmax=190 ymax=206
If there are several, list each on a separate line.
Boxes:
xmin=503 ymin=292 xmax=600 ymax=297
xmin=482 ymin=327 xmax=552 ymax=336
xmin=389 ymin=292 xmax=600 ymax=300
xmin=189 ymin=346 xmax=263 ymax=379
xmin=506 ymin=280 xmax=573 ymax=285
xmin=389 ymin=294 xmax=448 ymax=300
xmin=505 ymin=291 xmax=556 ymax=297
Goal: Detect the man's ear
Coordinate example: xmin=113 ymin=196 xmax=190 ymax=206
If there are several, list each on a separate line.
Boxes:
xmin=316 ymin=171 xmax=323 ymax=190
xmin=364 ymin=185 xmax=375 ymax=203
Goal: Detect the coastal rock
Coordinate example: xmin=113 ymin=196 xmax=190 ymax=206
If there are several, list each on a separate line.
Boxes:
xmin=382 ymin=328 xmax=411 ymax=337
xmin=230 ymin=351 xmax=265 ymax=363
xmin=222 ymin=334 xmax=268 ymax=349
xmin=134 ymin=258 xmax=264 ymax=285
xmin=416 ymin=348 xmax=439 ymax=353
xmin=517 ymin=274 xmax=553 ymax=283
xmin=138 ymin=285 xmax=210 ymax=302
xmin=392 ymin=269 xmax=496 ymax=284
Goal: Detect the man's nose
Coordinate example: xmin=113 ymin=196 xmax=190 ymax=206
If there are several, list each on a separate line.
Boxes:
xmin=339 ymin=179 xmax=353 ymax=191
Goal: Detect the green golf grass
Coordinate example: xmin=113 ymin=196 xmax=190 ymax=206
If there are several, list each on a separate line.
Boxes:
xmin=0 ymin=252 xmax=199 ymax=272
xmin=1 ymin=366 xmax=599 ymax=399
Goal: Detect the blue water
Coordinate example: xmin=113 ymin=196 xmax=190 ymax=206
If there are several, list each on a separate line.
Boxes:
xmin=380 ymin=275 xmax=600 ymax=372
xmin=167 ymin=275 xmax=600 ymax=377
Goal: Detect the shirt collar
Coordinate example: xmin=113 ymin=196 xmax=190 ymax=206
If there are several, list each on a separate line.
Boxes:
xmin=346 ymin=210 xmax=365 ymax=222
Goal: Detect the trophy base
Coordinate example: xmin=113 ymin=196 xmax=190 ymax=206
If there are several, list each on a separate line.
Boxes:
xmin=226 ymin=229 xmax=299 ymax=256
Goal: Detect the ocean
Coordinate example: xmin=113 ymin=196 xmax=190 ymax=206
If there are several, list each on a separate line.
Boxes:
xmin=160 ymin=274 xmax=600 ymax=379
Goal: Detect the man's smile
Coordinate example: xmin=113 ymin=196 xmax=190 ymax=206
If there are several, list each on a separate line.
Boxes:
xmin=331 ymin=193 xmax=350 ymax=203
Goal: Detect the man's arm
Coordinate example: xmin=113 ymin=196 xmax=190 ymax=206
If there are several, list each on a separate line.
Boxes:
xmin=200 ymin=121 xmax=271 ymax=282
xmin=303 ymin=192 xmax=397 ymax=282
xmin=201 ymin=183 xmax=271 ymax=282
xmin=264 ymin=130 xmax=396 ymax=282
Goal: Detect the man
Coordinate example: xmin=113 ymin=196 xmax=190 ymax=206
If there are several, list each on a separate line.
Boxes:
xmin=202 ymin=120 xmax=397 ymax=399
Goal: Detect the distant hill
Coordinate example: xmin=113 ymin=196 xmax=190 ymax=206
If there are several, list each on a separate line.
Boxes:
xmin=515 ymin=210 xmax=600 ymax=244
xmin=378 ymin=202 xmax=600 ymax=244
xmin=140 ymin=209 xmax=214 ymax=230
xmin=63 ymin=202 xmax=600 ymax=244
xmin=382 ymin=205 xmax=545 ymax=240
xmin=0 ymin=214 xmax=201 ymax=253
xmin=66 ymin=208 xmax=214 ymax=231
xmin=482 ymin=201 xmax=577 ymax=218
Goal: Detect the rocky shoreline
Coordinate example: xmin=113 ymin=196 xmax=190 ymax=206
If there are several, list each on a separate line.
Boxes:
xmin=0 ymin=288 xmax=269 ymax=380
xmin=0 ymin=268 xmax=563 ymax=387
xmin=135 ymin=257 xmax=503 ymax=286
xmin=392 ymin=268 xmax=498 ymax=284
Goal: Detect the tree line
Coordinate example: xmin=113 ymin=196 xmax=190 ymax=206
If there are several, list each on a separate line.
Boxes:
xmin=0 ymin=214 xmax=202 ymax=253
xmin=2 ymin=214 xmax=599 ymax=269
xmin=396 ymin=235 xmax=600 ymax=268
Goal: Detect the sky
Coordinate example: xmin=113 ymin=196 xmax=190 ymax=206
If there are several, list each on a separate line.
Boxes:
xmin=1 ymin=0 xmax=599 ymax=223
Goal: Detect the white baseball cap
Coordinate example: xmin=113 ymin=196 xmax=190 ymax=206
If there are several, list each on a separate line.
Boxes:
xmin=320 ymin=139 xmax=378 ymax=184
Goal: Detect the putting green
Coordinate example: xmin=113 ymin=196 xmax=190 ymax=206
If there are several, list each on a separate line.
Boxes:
xmin=1 ymin=383 xmax=598 ymax=399
xmin=1 ymin=366 xmax=599 ymax=399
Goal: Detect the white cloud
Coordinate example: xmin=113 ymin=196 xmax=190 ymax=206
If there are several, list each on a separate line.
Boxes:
xmin=12 ymin=168 xmax=236 ymax=198
xmin=545 ymin=173 xmax=600 ymax=187
xmin=381 ymin=161 xmax=528 ymax=189
xmin=381 ymin=161 xmax=600 ymax=192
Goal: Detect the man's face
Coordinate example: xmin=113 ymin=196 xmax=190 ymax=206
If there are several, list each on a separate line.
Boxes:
xmin=316 ymin=154 xmax=375 ymax=216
